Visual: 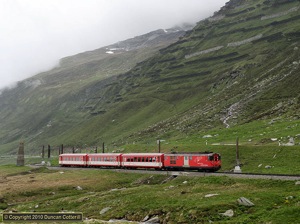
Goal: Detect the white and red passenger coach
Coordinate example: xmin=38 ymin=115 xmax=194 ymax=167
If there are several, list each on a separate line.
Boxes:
xmin=121 ymin=153 xmax=164 ymax=169
xmin=59 ymin=152 xmax=221 ymax=171
xmin=59 ymin=153 xmax=87 ymax=167
xmin=87 ymin=153 xmax=122 ymax=167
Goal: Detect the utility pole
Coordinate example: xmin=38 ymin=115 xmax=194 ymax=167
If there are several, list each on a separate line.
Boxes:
xmin=236 ymin=137 xmax=240 ymax=166
xmin=42 ymin=145 xmax=45 ymax=159
xmin=158 ymin=140 xmax=161 ymax=153
xmin=234 ymin=137 xmax=242 ymax=173
xmin=48 ymin=145 xmax=51 ymax=159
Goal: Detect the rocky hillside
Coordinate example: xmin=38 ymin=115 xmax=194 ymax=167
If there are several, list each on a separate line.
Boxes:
xmin=0 ymin=25 xmax=191 ymax=153
xmin=1 ymin=0 xmax=300 ymax=154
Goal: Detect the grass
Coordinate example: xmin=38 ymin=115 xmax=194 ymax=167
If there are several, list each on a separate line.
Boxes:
xmin=0 ymin=166 xmax=299 ymax=223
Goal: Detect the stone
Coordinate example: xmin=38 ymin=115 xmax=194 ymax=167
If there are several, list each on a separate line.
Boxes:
xmin=76 ymin=186 xmax=83 ymax=190
xmin=205 ymin=194 xmax=219 ymax=198
xmin=237 ymin=197 xmax=255 ymax=206
xmin=220 ymin=209 xmax=234 ymax=217
xmin=142 ymin=215 xmax=150 ymax=222
xmin=234 ymin=166 xmax=242 ymax=173
xmin=295 ymin=181 xmax=300 ymax=185
xmin=144 ymin=216 xmax=160 ymax=224
xmin=100 ymin=207 xmax=111 ymax=215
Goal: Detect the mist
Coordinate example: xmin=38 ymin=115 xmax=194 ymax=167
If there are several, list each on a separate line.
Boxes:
xmin=0 ymin=0 xmax=228 ymax=89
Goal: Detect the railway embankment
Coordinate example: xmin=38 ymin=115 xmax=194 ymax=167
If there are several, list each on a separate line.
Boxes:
xmin=1 ymin=164 xmax=300 ymax=223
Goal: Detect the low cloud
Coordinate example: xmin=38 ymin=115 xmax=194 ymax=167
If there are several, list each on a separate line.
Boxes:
xmin=0 ymin=0 xmax=228 ymax=89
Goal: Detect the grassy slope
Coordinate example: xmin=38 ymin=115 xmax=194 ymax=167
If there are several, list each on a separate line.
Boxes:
xmin=0 ymin=166 xmax=299 ymax=223
xmin=0 ymin=31 xmax=185 ymax=154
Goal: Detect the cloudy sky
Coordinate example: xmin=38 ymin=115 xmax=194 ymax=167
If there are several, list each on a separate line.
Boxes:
xmin=0 ymin=0 xmax=228 ymax=89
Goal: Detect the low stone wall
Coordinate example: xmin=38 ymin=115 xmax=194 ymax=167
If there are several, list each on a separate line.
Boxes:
xmin=261 ymin=6 xmax=299 ymax=20
xmin=227 ymin=34 xmax=263 ymax=47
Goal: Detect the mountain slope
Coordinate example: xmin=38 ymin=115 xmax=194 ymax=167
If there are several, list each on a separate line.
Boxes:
xmin=1 ymin=0 xmax=300 ymax=154
xmin=0 ymin=26 xmax=190 ymax=153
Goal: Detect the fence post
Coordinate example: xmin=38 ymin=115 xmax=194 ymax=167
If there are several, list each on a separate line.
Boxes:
xmin=48 ymin=145 xmax=51 ymax=159
xmin=17 ymin=142 xmax=25 ymax=166
xmin=42 ymin=145 xmax=45 ymax=159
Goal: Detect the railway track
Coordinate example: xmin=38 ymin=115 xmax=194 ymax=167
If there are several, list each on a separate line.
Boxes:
xmin=30 ymin=165 xmax=300 ymax=181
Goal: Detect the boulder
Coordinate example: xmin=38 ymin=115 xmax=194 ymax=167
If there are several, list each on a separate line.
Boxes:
xmin=237 ymin=197 xmax=254 ymax=206
xmin=100 ymin=207 xmax=111 ymax=215
xmin=76 ymin=186 xmax=83 ymax=190
xmin=220 ymin=209 xmax=234 ymax=217
xmin=205 ymin=193 xmax=219 ymax=198
xmin=144 ymin=216 xmax=160 ymax=224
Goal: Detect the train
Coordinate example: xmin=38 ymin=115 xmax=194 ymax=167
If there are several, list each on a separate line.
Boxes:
xmin=59 ymin=152 xmax=221 ymax=172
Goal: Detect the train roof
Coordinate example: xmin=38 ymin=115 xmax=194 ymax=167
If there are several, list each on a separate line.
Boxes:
xmin=88 ymin=153 xmax=122 ymax=156
xmin=59 ymin=153 xmax=87 ymax=156
xmin=122 ymin=153 xmax=164 ymax=156
xmin=165 ymin=152 xmax=219 ymax=156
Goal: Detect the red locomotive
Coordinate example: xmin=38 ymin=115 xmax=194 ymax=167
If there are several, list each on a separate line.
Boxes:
xmin=59 ymin=152 xmax=221 ymax=172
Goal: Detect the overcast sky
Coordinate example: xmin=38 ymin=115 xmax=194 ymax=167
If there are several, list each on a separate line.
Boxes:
xmin=0 ymin=0 xmax=228 ymax=89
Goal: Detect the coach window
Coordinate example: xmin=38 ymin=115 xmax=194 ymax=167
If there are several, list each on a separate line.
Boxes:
xmin=170 ymin=156 xmax=176 ymax=164
xmin=189 ymin=156 xmax=192 ymax=160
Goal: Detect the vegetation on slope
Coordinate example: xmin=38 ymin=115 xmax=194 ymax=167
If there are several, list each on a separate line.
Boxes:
xmin=0 ymin=166 xmax=299 ymax=223
xmin=0 ymin=0 xmax=300 ymax=155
